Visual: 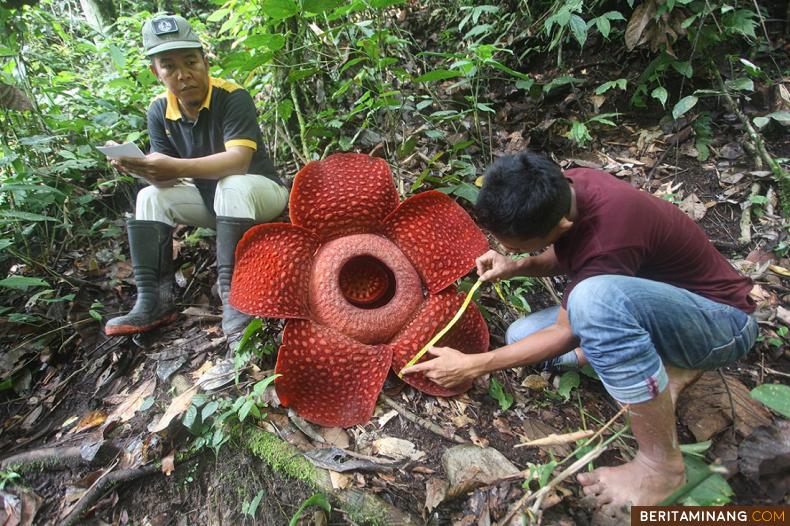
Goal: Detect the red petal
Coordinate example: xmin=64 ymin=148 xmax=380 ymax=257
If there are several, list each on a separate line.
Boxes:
xmin=229 ymin=224 xmax=319 ymax=318
xmin=275 ymin=320 xmax=392 ymax=427
xmin=384 ymin=191 xmax=489 ymax=293
xmin=389 ymin=289 xmax=489 ymax=397
xmin=290 ymin=153 xmax=400 ymax=240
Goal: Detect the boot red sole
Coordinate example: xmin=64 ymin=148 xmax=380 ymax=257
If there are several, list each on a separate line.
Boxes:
xmin=104 ymin=311 xmax=179 ymax=336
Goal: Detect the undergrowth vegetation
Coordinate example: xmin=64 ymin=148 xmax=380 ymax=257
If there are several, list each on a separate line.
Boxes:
xmin=0 ymin=0 xmax=787 ymax=396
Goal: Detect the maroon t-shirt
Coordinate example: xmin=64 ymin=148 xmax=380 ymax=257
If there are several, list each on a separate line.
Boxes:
xmin=553 ymin=168 xmax=754 ymax=313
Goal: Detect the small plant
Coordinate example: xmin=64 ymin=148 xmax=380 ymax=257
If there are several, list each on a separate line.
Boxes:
xmin=488 ymin=377 xmax=514 ymax=411
xmin=0 ymin=469 xmax=20 ymax=490
xmin=288 ymin=493 xmax=331 ymax=526
xmin=241 ymin=489 xmax=265 ymax=519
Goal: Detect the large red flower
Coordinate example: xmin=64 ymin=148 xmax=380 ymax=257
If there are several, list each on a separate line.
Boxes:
xmin=230 ymin=153 xmax=490 ymax=427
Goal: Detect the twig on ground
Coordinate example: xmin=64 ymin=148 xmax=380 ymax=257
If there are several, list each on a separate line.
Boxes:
xmin=500 ymin=404 xmax=630 ymax=525
xmin=514 ymin=430 xmax=594 ymax=449
xmin=378 ymin=393 xmax=468 ymax=444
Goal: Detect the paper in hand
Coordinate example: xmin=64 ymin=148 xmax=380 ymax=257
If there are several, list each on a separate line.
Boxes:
xmin=96 ymin=142 xmax=146 ymax=160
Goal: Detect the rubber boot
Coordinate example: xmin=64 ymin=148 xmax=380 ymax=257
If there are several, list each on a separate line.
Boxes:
xmin=105 ymin=220 xmax=177 ymax=336
xmin=216 ymin=216 xmax=255 ymax=346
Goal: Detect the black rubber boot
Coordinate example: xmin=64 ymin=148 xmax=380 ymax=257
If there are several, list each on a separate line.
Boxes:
xmin=105 ymin=220 xmax=177 ymax=336
xmin=216 ymin=216 xmax=255 ymax=344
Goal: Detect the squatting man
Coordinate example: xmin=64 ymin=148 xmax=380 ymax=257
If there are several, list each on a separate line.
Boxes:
xmin=403 ymin=151 xmax=757 ymax=508
xmin=105 ymin=15 xmax=288 ymax=346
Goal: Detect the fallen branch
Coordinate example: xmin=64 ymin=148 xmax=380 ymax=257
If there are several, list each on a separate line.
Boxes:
xmin=1 ymin=446 xmax=83 ymax=472
xmin=378 ymin=393 xmax=467 ymax=444
xmin=61 ymin=462 xmax=160 ymax=526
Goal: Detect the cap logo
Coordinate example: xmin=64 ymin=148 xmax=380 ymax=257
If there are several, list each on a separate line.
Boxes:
xmin=153 ymin=17 xmax=178 ymax=35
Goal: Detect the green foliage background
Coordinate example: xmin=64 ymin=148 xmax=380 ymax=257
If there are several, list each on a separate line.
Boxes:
xmin=0 ymin=0 xmax=786 ymax=327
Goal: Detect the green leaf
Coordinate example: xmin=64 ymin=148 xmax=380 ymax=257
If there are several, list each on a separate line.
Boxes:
xmin=516 ymin=79 xmax=534 ymax=91
xmin=488 ymin=378 xmax=514 ymax=411
xmin=679 ymin=440 xmax=712 ymax=457
xmin=237 ymin=318 xmax=263 ymax=354
xmin=253 ymin=374 xmax=281 ymax=396
xmin=108 ymin=44 xmax=125 ymax=71
xmin=750 ymin=384 xmax=790 ymax=418
xmin=303 ymin=0 xmax=343 ymax=13
xmin=289 ymin=493 xmax=331 ymax=526
xmin=244 ymin=490 xmax=265 ymax=517
xmin=183 ymin=404 xmax=198 ymax=429
xmin=566 ymin=120 xmax=591 ymax=147
xmin=678 ymin=456 xmax=733 ymax=506
xmin=568 ymin=14 xmax=587 ymax=47
xmin=595 ymin=78 xmax=627 ymax=95
xmin=414 ymin=70 xmax=461 ymax=83
xmin=671 ymin=61 xmax=693 ymax=78
xmin=242 ymin=33 xmax=286 ymax=51
xmin=207 ymin=8 xmax=229 ymax=22
xmin=756 ymin=111 xmax=790 ymax=127
xmin=239 ymin=398 xmax=255 ymax=422
xmin=202 ymin=401 xmax=219 ymax=421
xmin=595 ymin=16 xmax=611 ymax=38
xmin=725 ymin=78 xmax=754 ymax=92
xmin=0 ymin=210 xmax=58 ymax=222
xmin=557 ymin=371 xmax=580 ymax=400
xmin=262 ymin=0 xmax=299 ymax=20
xmin=0 ymin=276 xmax=49 ymax=290
xmin=672 ymin=95 xmax=698 ymax=120
xmin=651 ymin=86 xmax=668 ymax=107
xmin=449 ymin=182 xmax=479 ymax=204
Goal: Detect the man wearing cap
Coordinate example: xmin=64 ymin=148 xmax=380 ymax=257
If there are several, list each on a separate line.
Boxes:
xmin=105 ymin=14 xmax=288 ymax=345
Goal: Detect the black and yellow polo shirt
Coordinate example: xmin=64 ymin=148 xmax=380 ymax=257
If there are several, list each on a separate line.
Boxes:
xmin=147 ymin=77 xmax=283 ymax=212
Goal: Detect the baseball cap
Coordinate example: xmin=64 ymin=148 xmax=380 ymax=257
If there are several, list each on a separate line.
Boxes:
xmin=142 ymin=15 xmax=202 ymax=57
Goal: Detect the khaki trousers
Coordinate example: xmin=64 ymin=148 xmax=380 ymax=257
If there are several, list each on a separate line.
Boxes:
xmin=135 ymin=174 xmax=288 ymax=227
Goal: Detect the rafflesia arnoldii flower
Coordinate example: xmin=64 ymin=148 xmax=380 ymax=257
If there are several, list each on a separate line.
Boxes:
xmin=230 ymin=153 xmax=490 ymax=427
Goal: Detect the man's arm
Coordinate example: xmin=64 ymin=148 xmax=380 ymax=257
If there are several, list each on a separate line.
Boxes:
xmin=401 ymin=307 xmax=578 ymax=388
xmin=476 ymin=246 xmax=563 ymax=281
xmin=115 ymin=146 xmax=253 ymax=183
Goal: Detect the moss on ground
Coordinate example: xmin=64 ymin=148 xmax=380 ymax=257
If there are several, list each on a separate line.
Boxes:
xmin=245 ymin=429 xmax=320 ymax=485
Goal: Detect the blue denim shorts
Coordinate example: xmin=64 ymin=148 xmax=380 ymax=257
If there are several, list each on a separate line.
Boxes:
xmin=506 ymin=275 xmax=758 ymax=404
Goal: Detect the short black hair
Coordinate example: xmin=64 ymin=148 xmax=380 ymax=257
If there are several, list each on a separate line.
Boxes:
xmin=474 ymin=150 xmax=571 ymax=239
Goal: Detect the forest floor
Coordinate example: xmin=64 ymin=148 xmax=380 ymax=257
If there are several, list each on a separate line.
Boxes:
xmin=1 ymin=14 xmax=790 ymax=526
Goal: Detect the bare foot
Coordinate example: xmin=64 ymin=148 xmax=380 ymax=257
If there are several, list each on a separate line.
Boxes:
xmin=577 ymin=451 xmax=685 ymax=507
xmin=666 ymin=365 xmax=703 ymax=407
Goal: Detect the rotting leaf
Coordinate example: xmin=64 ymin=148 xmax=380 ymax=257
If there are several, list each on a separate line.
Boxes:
xmin=195 ymin=359 xmax=235 ymax=391
xmin=372 ymin=437 xmax=425 ymax=461
xmin=70 ymin=410 xmax=107 ymax=434
xmin=303 ymin=447 xmax=395 ymax=473
xmin=679 ymin=193 xmax=707 ymax=221
xmin=677 ymin=372 xmax=772 ymax=441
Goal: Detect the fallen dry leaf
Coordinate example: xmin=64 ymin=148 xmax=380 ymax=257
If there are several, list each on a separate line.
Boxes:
xmin=677 ymin=372 xmax=772 ymax=441
xmin=70 ymin=410 xmax=107 ymax=434
xmin=105 ymin=378 xmax=156 ymax=425
xmin=320 ymin=427 xmax=350 ymax=449
xmin=148 ymin=385 xmax=197 ymax=433
xmin=372 ymin=437 xmax=425 ymax=461
xmin=425 ymin=477 xmax=449 ymax=513
xmin=679 ymin=192 xmax=707 ymax=221
xmin=329 ymin=470 xmax=352 ymax=490
xmin=521 ymin=374 xmax=549 ymax=391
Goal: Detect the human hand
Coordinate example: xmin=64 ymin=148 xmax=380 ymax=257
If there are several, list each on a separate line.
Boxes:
xmin=400 ymin=346 xmax=482 ymax=388
xmin=475 ymin=249 xmax=520 ymax=282
xmin=116 ymin=152 xmax=180 ymax=185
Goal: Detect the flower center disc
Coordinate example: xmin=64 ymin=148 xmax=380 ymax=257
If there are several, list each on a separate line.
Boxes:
xmin=309 ymin=233 xmax=424 ymax=345
xmin=338 ymin=255 xmax=396 ymax=308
